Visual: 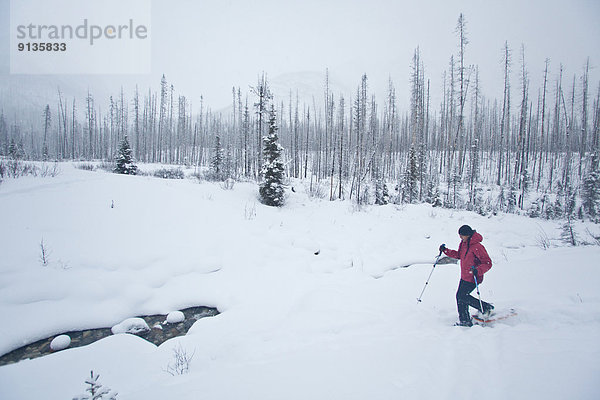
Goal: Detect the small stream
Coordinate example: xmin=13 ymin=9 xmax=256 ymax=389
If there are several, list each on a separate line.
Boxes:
xmin=0 ymin=306 xmax=219 ymax=366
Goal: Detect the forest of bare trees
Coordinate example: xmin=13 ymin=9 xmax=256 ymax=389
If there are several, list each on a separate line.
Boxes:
xmin=1 ymin=15 xmax=599 ymax=221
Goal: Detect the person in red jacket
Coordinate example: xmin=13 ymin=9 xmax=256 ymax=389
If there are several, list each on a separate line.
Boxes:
xmin=440 ymin=225 xmax=494 ymax=327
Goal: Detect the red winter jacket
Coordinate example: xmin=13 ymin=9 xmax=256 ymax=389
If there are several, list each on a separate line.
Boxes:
xmin=443 ymin=232 xmax=492 ymax=283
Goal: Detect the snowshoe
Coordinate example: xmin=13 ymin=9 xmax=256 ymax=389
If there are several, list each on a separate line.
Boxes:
xmin=482 ymin=303 xmax=495 ymax=317
xmin=472 ymin=308 xmax=517 ymax=324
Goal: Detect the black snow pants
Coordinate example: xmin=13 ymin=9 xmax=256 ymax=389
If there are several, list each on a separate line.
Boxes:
xmin=456 ymin=279 xmax=492 ymax=323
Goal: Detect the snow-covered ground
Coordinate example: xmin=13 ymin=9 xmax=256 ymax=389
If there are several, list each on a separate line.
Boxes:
xmin=0 ymin=164 xmax=599 ymax=399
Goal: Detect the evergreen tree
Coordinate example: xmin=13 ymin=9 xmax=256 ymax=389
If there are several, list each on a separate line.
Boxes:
xmin=496 ymin=186 xmax=506 ymax=213
xmin=382 ymin=181 xmax=390 ymax=205
xmin=564 ymin=185 xmax=577 ymax=218
xmin=8 ymin=138 xmax=19 ymax=160
xmin=561 ymin=215 xmax=578 ymax=246
xmin=210 ymin=135 xmax=225 ymax=180
xmin=528 ymin=197 xmax=542 ymax=218
xmin=548 ymin=183 xmax=564 ymax=219
xmin=114 ymin=136 xmax=137 ymax=175
xmin=425 ymin=179 xmax=442 ymax=207
xmin=449 ymin=164 xmax=462 ymax=208
xmin=375 ymin=178 xmax=389 ymax=205
xmin=259 ymin=106 xmax=285 ymax=207
xmin=582 ymin=153 xmax=600 ymax=220
xmin=582 ymin=170 xmax=600 ymax=220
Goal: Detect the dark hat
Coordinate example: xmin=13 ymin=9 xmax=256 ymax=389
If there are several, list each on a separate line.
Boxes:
xmin=458 ymin=225 xmax=475 ymax=236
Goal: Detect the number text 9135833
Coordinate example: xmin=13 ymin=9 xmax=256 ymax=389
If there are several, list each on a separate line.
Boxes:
xmin=17 ymin=42 xmax=67 ymax=52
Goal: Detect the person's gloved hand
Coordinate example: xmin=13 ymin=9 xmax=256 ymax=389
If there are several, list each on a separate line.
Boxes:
xmin=439 ymin=244 xmax=446 ymax=253
xmin=471 ymin=266 xmax=478 ymax=280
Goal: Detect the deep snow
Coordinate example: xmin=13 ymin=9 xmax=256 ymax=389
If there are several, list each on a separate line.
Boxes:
xmin=0 ymin=163 xmax=599 ymax=399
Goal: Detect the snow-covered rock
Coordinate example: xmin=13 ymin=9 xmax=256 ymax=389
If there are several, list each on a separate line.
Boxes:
xmin=165 ymin=311 xmax=185 ymax=324
xmin=49 ymin=335 xmax=71 ymax=351
xmin=111 ymin=318 xmax=150 ymax=335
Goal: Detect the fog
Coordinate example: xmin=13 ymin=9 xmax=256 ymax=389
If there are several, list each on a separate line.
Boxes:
xmin=1 ymin=0 xmax=599 ymax=113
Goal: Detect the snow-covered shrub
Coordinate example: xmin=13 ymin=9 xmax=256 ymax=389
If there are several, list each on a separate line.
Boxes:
xmin=443 ymin=195 xmax=464 ymax=209
xmin=97 ymin=162 xmax=115 ymax=173
xmin=535 ymin=227 xmax=552 ymax=250
xmin=153 ymin=167 xmax=184 ymax=179
xmin=7 ymin=159 xmax=21 ymax=177
xmin=221 ymin=178 xmax=235 ymax=190
xmin=40 ymin=162 xmax=60 ymax=177
xmin=75 ymin=163 xmax=95 ymax=171
xmin=165 ymin=344 xmax=194 ymax=376
xmin=0 ymin=159 xmax=41 ymax=178
xmin=306 ymin=179 xmax=328 ymax=199
xmin=190 ymin=168 xmax=208 ymax=182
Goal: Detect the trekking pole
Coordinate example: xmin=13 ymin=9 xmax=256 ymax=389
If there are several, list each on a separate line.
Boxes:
xmin=417 ymin=246 xmax=444 ymax=304
xmin=472 ymin=268 xmax=485 ymax=313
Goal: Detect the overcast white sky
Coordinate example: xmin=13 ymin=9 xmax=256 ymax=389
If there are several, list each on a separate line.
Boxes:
xmin=1 ymin=0 xmax=599 ymax=112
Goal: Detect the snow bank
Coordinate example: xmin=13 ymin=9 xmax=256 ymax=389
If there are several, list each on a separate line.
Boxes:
xmin=0 ymin=164 xmax=599 ymax=400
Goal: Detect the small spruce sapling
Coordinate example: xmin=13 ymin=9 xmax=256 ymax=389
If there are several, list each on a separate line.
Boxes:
xmin=561 ymin=215 xmax=578 ymax=246
xmin=72 ymin=370 xmax=118 ymax=400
